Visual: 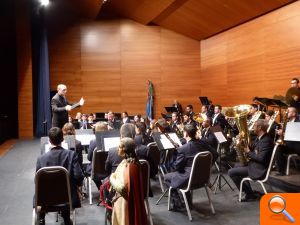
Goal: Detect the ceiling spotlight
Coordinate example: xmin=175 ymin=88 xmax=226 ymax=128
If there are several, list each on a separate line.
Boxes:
xmin=40 ymin=0 xmax=49 ymax=6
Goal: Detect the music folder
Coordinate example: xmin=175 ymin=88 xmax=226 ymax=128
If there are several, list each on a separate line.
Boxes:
xmin=152 ymin=132 xmax=182 ymax=150
xmin=165 ymin=106 xmax=178 ymax=113
xmin=210 ymin=125 xmax=227 ymax=144
xmin=199 ymin=96 xmax=210 ymax=106
xmin=99 ymin=129 xmax=120 ymax=151
xmin=284 ymin=122 xmax=300 ymax=142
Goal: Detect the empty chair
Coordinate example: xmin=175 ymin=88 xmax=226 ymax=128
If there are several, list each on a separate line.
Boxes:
xmin=88 ymin=149 xmax=108 ymax=204
xmin=239 ymin=144 xmax=280 ymax=202
xmin=167 ymin=151 xmax=215 ymax=221
xmin=286 ymin=154 xmax=300 ymax=175
xmin=32 ymin=166 xmax=76 ymax=225
xmin=140 ymin=159 xmax=154 ymax=225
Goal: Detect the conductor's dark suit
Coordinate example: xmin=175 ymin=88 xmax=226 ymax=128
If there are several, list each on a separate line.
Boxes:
xmin=164 ymin=138 xmax=218 ymax=189
xmin=228 ymin=133 xmax=274 ymax=194
xmin=51 ymin=93 xmax=69 ymax=128
xmin=36 ymin=146 xmax=84 ymax=208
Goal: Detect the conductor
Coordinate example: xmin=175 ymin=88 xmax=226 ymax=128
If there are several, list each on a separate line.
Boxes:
xmin=51 ymin=84 xmax=84 ymax=128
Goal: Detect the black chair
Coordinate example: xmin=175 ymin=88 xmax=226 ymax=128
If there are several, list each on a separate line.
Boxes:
xmin=139 ymin=160 xmax=153 ymax=225
xmin=167 ymin=151 xmax=215 ymax=221
xmin=32 ymin=166 xmax=76 ymax=225
xmin=88 ymin=149 xmax=108 ymax=204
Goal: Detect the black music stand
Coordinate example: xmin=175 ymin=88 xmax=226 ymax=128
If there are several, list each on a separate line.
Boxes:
xmin=210 ymin=125 xmax=234 ymax=194
xmin=165 ymin=106 xmax=178 ymax=113
xmin=199 ymin=96 xmax=210 ymax=106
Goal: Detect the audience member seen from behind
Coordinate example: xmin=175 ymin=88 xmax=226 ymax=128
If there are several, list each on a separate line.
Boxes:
xmin=110 ymin=137 xmax=147 ymax=225
xmin=36 ymin=127 xmax=84 ymax=225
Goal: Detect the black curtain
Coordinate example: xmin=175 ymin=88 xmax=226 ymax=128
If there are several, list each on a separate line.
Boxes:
xmin=31 ymin=4 xmax=51 ymax=137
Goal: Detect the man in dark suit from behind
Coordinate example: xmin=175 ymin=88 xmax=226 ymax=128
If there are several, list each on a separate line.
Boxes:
xmin=36 ymin=127 xmax=84 ymax=225
xmin=51 ymin=84 xmax=84 ymax=129
xmin=164 ymin=124 xmax=218 ymax=209
xmin=228 ymin=119 xmax=274 ymax=202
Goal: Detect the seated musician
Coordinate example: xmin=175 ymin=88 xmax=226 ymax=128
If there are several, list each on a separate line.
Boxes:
xmin=183 ymin=112 xmax=197 ymax=128
xmin=105 ymin=124 xmax=136 ymax=174
xmin=212 ymin=104 xmax=230 ymax=132
xmin=135 ymin=121 xmax=153 ymax=146
xmin=79 ymin=114 xmax=92 ymax=129
xmin=200 ymin=118 xmax=218 ymax=151
xmin=87 ymin=113 xmax=95 ymax=125
xmin=110 ymin=137 xmax=147 ymax=225
xmin=185 ymin=104 xmax=195 ymax=117
xmin=62 ymin=123 xmax=84 ymax=168
xmin=264 ymin=110 xmax=279 ymax=141
xmin=36 ymin=127 xmax=84 ymax=225
xmin=86 ymin=122 xmax=108 ymax=188
xmin=107 ymin=111 xmax=121 ymax=130
xmin=275 ymin=107 xmax=300 ymax=175
xmin=287 ymin=78 xmax=300 ymax=112
xmin=164 ymin=124 xmax=218 ymax=209
xmin=228 ymin=120 xmax=274 ymax=202
xmin=170 ymin=112 xmax=183 ymax=135
xmin=121 ymin=111 xmax=130 ymax=124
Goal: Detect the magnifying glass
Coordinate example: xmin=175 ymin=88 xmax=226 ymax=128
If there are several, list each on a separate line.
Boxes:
xmin=268 ymin=195 xmax=295 ymax=223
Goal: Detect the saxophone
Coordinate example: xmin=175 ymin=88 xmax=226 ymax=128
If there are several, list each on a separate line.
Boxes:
xmin=276 ymin=111 xmax=288 ymax=145
xmin=248 ymin=111 xmax=263 ymax=130
xmin=225 ymin=105 xmax=251 ymax=166
xmin=267 ymin=111 xmax=279 ymax=133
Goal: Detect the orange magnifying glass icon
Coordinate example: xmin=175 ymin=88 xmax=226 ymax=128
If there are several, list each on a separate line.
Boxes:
xmin=268 ymin=195 xmax=295 ymax=223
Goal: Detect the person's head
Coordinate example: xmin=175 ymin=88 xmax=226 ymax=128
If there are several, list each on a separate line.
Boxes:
xmin=68 ymin=115 xmax=73 ymax=123
xmin=118 ymin=137 xmax=136 ymax=159
xmin=249 ymin=104 xmax=258 ymax=115
xmin=122 ymin=112 xmax=128 ymax=118
xmin=135 ymin=122 xmax=146 ymax=135
xmin=253 ymin=119 xmax=268 ymax=136
xmin=88 ymin=114 xmax=94 ymax=122
xmin=201 ymin=105 xmax=208 ymax=113
xmin=48 ymin=127 xmax=64 ymax=146
xmin=94 ymin=122 xmax=108 ymax=132
xmin=174 ymin=99 xmax=179 ymax=105
xmin=265 ymin=110 xmax=274 ymax=122
xmin=183 ymin=124 xmax=197 ymax=139
xmin=287 ymin=107 xmax=298 ymax=120
xmin=134 ymin=114 xmax=141 ymax=123
xmin=75 ymin=112 xmax=82 ymax=120
xmin=107 ymin=111 xmax=114 ymax=121
xmin=214 ymin=105 xmax=222 ymax=114
xmin=120 ymin=123 xmax=136 ymax=138
xmin=186 ymin=105 xmax=193 ymax=113
xmin=57 ymin=84 xmax=67 ymax=97
xmin=171 ymin=112 xmax=179 ymax=122
xmin=81 ymin=114 xmax=87 ymax=121
xmin=183 ymin=112 xmax=191 ymax=123
xmin=291 ymin=78 xmax=299 ymax=88
xmin=202 ymin=118 xmax=212 ymax=128
xmin=156 ymin=118 xmax=170 ymax=132
xmin=62 ymin=123 xmax=76 ymax=136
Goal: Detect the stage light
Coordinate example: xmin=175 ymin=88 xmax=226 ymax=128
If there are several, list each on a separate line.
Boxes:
xmin=40 ymin=0 xmax=49 ymax=6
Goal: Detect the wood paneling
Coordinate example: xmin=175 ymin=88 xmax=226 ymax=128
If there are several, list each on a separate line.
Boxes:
xmin=200 ymin=1 xmax=300 ymax=107
xmin=49 ymin=18 xmax=201 ymax=118
xmin=16 ymin=0 xmax=33 ymax=138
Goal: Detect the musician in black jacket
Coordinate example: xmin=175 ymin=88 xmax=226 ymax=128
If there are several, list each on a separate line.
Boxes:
xmin=228 ymin=119 xmax=274 ymax=202
xmin=212 ymin=104 xmax=230 ymax=132
xmin=51 ymin=84 xmax=84 ymax=128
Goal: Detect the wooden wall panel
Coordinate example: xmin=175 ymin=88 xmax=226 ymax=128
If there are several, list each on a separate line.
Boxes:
xmin=16 ymin=0 xmax=33 ymax=138
xmin=200 ymin=1 xmax=300 ymax=108
xmin=49 ymin=18 xmax=201 ymax=118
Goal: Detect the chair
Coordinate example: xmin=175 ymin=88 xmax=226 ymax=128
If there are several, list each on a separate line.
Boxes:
xmin=32 ymin=166 xmax=76 ymax=225
xmin=286 ymin=154 xmax=300 ymax=175
xmin=167 ymin=151 xmax=215 ymax=221
xmin=147 ymin=142 xmax=164 ymax=192
xmin=239 ymin=144 xmax=279 ymax=202
xmin=139 ymin=160 xmax=154 ymax=225
xmin=88 ymin=149 xmax=108 ymax=204
xmin=40 ymin=136 xmax=49 ymax=155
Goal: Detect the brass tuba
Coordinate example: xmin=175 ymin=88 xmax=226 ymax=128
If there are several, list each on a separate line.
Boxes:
xmin=225 ymin=104 xmax=251 ymax=166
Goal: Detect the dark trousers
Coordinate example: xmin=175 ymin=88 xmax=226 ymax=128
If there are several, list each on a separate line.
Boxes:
xmin=276 ymin=142 xmax=300 ymax=173
xmin=228 ymin=166 xmax=253 ymax=195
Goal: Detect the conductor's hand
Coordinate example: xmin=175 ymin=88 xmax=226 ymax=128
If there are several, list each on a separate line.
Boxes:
xmin=79 ymin=97 xmax=85 ymax=106
xmin=65 ymin=105 xmax=72 ymax=111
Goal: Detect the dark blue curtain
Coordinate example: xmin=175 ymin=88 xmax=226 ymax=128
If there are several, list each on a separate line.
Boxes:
xmin=32 ymin=5 xmax=51 ymax=137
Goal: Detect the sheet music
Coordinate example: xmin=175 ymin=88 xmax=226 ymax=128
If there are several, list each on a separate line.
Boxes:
xmin=160 ymin=135 xmax=174 ymax=149
xmin=168 ymin=133 xmax=182 ymax=146
xmin=284 ymin=122 xmax=300 ymax=141
xmin=104 ymin=137 xmax=120 ymax=152
xmin=76 ymin=134 xmax=95 ymax=145
xmin=214 ymin=132 xmax=227 ymax=143
xmin=45 ymin=142 xmax=68 ymax=153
